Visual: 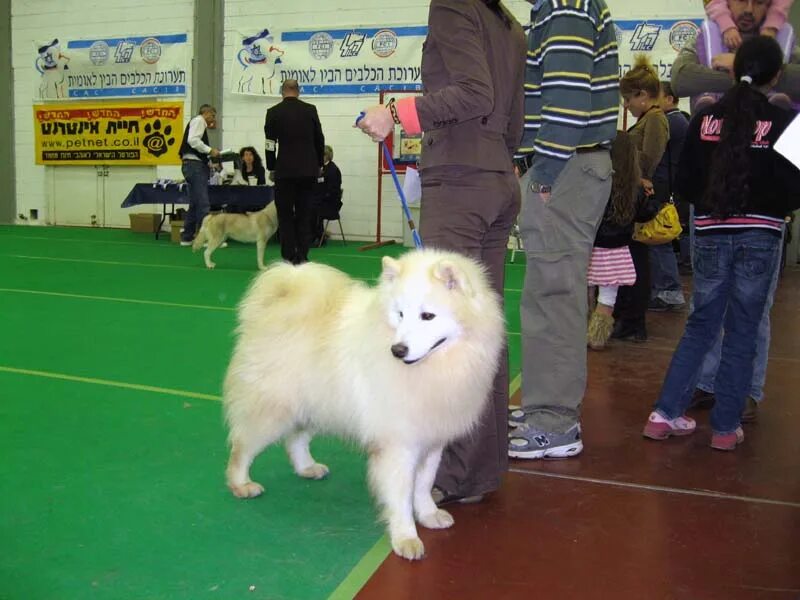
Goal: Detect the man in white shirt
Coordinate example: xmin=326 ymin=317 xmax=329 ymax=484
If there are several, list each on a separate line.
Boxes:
xmin=179 ymin=104 xmax=220 ymax=245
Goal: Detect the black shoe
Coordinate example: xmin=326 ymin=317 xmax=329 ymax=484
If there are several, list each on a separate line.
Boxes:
xmin=648 ymin=298 xmax=672 ymax=312
xmin=431 ymin=487 xmax=485 ymax=507
xmin=689 ymin=388 xmax=715 ymax=410
xmin=741 ymin=397 xmax=758 ymax=423
xmin=611 ymin=320 xmax=647 ymax=343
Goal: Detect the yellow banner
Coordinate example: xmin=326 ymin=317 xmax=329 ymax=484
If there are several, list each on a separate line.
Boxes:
xmin=33 ymin=102 xmax=184 ymax=165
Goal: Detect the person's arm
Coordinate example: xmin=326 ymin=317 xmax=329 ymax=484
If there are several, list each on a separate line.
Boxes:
xmin=763 ymin=0 xmax=791 ymax=32
xmin=325 ymin=164 xmax=342 ymax=202
xmin=774 ymin=47 xmax=800 ymax=97
xmin=312 ymin=106 xmax=325 ymax=168
xmin=256 ymin=165 xmax=266 ymax=185
xmin=505 ymin=57 xmax=526 ymax=161
xmin=393 ymin=0 xmax=493 ymax=134
xmin=705 ymin=0 xmax=737 ymax=35
xmin=528 ymin=5 xmax=596 ymax=186
xmin=639 ymin=113 xmax=669 ymax=180
xmin=264 ymin=109 xmax=277 ymax=172
xmin=187 ymin=117 xmax=212 ymax=154
xmin=670 ymin=36 xmax=734 ymax=98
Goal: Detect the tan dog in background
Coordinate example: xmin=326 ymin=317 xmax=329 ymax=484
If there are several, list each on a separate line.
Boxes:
xmin=192 ymin=203 xmax=278 ymax=270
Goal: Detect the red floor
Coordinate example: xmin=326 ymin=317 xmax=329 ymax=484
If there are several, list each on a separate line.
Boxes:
xmin=358 ymin=268 xmax=800 ymax=600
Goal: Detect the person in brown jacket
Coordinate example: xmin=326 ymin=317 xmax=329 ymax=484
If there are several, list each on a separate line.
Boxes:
xmin=356 ymin=0 xmax=526 ymax=505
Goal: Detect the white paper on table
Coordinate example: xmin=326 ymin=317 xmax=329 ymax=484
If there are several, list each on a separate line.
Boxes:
xmin=402 ymin=166 xmax=422 ymax=205
xmin=775 ymin=113 xmax=800 ymax=169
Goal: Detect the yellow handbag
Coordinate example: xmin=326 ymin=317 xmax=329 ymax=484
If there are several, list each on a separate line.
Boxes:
xmin=632 ymin=201 xmax=683 ymax=245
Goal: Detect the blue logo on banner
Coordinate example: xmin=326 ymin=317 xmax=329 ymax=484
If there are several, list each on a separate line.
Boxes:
xmin=629 ymin=23 xmax=662 ymax=52
xmin=114 ymin=41 xmax=135 ymax=64
xmin=340 ymin=32 xmax=366 ymax=58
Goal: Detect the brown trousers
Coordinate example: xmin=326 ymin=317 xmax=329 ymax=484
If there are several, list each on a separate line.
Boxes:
xmin=419 ymin=165 xmax=520 ymax=498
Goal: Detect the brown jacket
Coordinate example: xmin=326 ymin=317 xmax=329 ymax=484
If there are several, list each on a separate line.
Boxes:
xmin=415 ymin=0 xmax=526 ymax=173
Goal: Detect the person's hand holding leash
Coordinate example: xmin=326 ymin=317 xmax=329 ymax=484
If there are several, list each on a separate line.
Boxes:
xmin=355 ymin=105 xmax=394 ymax=142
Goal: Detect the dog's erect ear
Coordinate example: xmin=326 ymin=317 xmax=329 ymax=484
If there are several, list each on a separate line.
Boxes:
xmin=433 ymin=260 xmax=472 ymax=294
xmin=381 ymin=256 xmax=401 ymax=283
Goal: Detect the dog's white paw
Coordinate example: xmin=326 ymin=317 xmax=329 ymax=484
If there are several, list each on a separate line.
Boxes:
xmin=206 ymin=262 xmax=216 ymax=270
xmin=258 ymin=264 xmax=267 ymax=271
xmin=418 ymin=508 xmax=454 ymax=530
xmin=228 ymin=481 xmax=264 ymax=498
xmin=392 ymin=537 xmax=425 ymax=561
xmin=298 ymin=463 xmax=329 ymax=480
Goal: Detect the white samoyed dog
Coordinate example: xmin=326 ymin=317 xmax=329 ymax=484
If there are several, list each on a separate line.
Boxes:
xmin=223 ymin=249 xmax=505 ymax=560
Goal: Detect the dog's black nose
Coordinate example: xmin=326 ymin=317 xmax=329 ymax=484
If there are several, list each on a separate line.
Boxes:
xmin=391 ymin=343 xmax=409 ymax=359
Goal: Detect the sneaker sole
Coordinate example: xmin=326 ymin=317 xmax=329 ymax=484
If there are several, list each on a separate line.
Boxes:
xmin=508 ymin=440 xmax=583 ymax=460
xmin=642 ymin=425 xmax=696 ymax=440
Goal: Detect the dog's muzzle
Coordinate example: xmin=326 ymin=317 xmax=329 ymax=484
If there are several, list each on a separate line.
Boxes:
xmin=391 ymin=338 xmax=447 ymax=364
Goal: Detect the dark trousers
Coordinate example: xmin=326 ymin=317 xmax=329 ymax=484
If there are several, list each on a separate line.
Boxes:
xmin=181 ymin=160 xmax=210 ymax=242
xmin=614 ymin=240 xmax=651 ymax=329
xmin=419 ymin=166 xmax=520 ymax=498
xmin=274 ymin=178 xmax=314 ymax=263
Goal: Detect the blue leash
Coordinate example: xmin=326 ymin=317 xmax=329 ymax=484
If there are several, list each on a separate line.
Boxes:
xmin=356 ymin=112 xmax=423 ymax=249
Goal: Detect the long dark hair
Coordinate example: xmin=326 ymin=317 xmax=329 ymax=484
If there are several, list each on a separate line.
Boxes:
xmin=239 ymin=146 xmax=264 ymax=174
xmin=484 ymin=0 xmax=513 ymax=28
xmin=706 ymin=36 xmax=783 ymax=218
xmin=609 ymin=131 xmax=640 ymax=225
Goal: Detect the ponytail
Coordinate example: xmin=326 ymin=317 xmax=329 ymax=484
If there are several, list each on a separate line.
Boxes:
xmin=704 ymin=36 xmax=784 ymax=218
xmin=706 ymin=82 xmax=760 ymax=219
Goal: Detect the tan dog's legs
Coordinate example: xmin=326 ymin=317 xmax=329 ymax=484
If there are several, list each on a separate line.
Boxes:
xmin=204 ymin=237 xmax=225 ymax=270
xmin=285 ymin=430 xmax=329 ymax=479
xmin=369 ymin=446 xmax=425 ymax=560
xmin=256 ymin=237 xmax=267 ymax=271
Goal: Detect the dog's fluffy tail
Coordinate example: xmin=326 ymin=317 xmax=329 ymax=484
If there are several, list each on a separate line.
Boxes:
xmin=191 ymin=216 xmax=211 ymax=252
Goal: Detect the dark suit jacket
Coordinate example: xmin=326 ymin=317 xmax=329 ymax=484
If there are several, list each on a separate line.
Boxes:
xmin=314 ymin=161 xmax=343 ymax=219
xmin=264 ymin=97 xmax=325 ymax=179
xmin=416 ymin=0 xmax=526 ymax=172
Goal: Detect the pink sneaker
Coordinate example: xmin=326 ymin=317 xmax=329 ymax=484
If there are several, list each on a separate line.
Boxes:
xmin=643 ymin=411 xmax=697 ymax=440
xmin=710 ymin=427 xmax=744 ymax=451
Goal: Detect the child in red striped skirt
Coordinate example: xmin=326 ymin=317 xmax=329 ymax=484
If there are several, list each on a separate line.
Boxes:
xmin=587 ymin=131 xmax=640 ymax=350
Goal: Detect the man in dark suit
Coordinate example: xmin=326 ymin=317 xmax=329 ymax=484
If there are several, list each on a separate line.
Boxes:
xmin=265 ymin=79 xmax=325 ymax=264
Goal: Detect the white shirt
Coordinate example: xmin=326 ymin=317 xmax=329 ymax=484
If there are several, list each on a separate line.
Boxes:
xmin=183 ymin=114 xmax=212 ymax=160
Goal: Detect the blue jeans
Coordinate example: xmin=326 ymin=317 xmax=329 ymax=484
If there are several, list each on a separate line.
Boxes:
xmin=654 ymin=231 xmax=781 ymax=434
xmin=695 ymin=226 xmax=784 ymax=401
xmin=181 ymin=160 xmax=210 ymax=242
xmin=649 ymin=242 xmax=685 ymax=304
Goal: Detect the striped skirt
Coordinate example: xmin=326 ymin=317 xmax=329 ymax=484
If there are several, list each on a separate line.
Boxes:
xmin=587 ymin=246 xmax=637 ymax=286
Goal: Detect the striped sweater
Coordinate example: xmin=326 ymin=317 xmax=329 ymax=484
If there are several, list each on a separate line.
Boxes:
xmin=518 ymin=0 xmax=620 ymax=186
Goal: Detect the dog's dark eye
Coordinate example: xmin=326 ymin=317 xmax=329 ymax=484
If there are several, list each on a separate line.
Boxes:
xmin=420 ymin=312 xmax=436 ymax=321
xmin=398 ymin=311 xmax=403 ymax=319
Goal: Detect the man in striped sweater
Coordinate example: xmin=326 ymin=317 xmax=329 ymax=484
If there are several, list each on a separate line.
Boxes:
xmin=508 ymin=0 xmax=619 ymax=460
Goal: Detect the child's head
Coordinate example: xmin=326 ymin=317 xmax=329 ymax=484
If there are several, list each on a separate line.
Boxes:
xmin=609 ymin=131 xmax=640 ymax=225
xmin=658 ymin=81 xmax=679 ymax=110
xmin=733 ymin=33 xmax=783 ymax=86
xmin=620 ymin=55 xmax=661 ymax=117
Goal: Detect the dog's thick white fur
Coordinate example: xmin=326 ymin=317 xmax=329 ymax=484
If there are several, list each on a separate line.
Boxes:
xmin=192 ymin=203 xmax=278 ymax=270
xmin=223 ymin=249 xmax=505 ymax=560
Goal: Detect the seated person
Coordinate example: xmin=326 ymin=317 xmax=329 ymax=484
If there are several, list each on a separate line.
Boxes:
xmin=311 ymin=145 xmax=342 ymax=246
xmin=239 ymin=146 xmax=266 ymax=185
xmin=672 ymin=0 xmax=800 ymax=113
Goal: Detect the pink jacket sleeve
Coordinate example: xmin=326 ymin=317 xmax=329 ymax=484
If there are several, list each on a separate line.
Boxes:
xmin=704 ymin=0 xmax=737 ymax=33
xmin=763 ymin=0 xmax=791 ymax=31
